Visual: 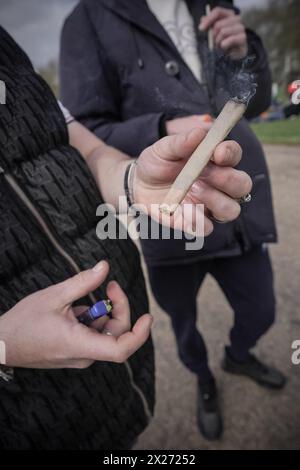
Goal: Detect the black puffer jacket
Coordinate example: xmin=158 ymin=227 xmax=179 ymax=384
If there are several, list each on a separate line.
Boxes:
xmin=60 ymin=0 xmax=277 ymax=266
xmin=0 ymin=26 xmax=154 ymax=450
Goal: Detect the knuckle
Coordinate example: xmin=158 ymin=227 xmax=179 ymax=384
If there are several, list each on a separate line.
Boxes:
xmin=51 ymin=283 xmax=66 ymax=302
xmin=219 ymin=198 xmax=233 ymax=216
xmin=245 ymin=175 xmax=253 ymax=194
xmin=113 ymin=349 xmax=127 ymax=364
xmin=229 ymin=141 xmax=242 ymax=159
xmin=120 ymin=296 xmax=130 ymax=310
xmin=218 ymin=29 xmax=225 ymax=40
xmin=76 ymin=271 xmax=88 ymax=286
xmin=221 ymin=38 xmax=228 ymax=48
xmin=222 ymin=200 xmax=241 ymax=221
xmin=116 ymin=354 xmax=127 ymax=364
xmin=214 ymin=21 xmax=222 ymax=34
xmin=216 ymin=192 xmax=240 ymax=220
xmin=226 ymin=169 xmax=240 ymax=189
xmin=124 ymin=320 xmax=132 ymax=332
xmin=74 ymin=360 xmax=92 ymax=369
xmin=231 ymin=202 xmax=241 ymax=220
xmin=238 ymin=170 xmax=252 ymax=191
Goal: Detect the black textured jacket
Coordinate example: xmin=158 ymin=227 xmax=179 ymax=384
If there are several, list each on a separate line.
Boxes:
xmin=60 ymin=0 xmax=277 ymax=266
xmin=0 ymin=26 xmax=154 ymax=450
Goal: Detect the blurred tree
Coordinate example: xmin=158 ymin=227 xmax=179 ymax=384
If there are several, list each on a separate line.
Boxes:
xmin=38 ymin=60 xmax=59 ymax=97
xmin=243 ymin=0 xmax=300 ymax=91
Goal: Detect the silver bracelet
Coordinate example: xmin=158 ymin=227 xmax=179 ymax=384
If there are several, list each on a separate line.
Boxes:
xmin=124 ymin=160 xmax=137 ymax=207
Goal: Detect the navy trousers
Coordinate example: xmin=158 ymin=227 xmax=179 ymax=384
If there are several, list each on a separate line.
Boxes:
xmin=147 ymin=246 xmax=275 ymax=383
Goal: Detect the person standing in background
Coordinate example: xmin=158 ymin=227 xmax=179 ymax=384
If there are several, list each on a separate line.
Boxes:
xmin=60 ymin=0 xmax=286 ymax=441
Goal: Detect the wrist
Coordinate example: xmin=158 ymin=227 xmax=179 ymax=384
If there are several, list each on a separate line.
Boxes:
xmin=85 ymin=142 xmax=112 ymax=166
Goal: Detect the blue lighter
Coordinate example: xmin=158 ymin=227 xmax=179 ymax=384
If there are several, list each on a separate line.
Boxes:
xmin=77 ymin=299 xmax=113 ymax=326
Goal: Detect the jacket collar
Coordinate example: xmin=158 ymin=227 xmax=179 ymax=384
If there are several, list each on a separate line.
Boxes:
xmin=98 ymin=0 xmax=205 ymax=51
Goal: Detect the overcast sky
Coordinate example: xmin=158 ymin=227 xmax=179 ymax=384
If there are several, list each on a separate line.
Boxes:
xmin=0 ymin=0 xmax=268 ymax=68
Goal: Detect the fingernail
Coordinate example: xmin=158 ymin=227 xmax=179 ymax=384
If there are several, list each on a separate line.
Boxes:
xmin=108 ymin=280 xmax=118 ymax=289
xmin=93 ymin=261 xmax=106 ymax=273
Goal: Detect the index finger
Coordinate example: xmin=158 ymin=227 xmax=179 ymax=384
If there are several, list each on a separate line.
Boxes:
xmin=211 ymin=140 xmax=242 ymax=167
xmin=151 ymin=127 xmax=207 ymax=163
xmin=200 ymin=6 xmax=234 ymax=31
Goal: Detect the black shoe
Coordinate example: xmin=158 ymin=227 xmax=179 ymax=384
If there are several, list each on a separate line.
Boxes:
xmin=222 ymin=347 xmax=286 ymax=389
xmin=197 ymin=378 xmax=223 ymax=440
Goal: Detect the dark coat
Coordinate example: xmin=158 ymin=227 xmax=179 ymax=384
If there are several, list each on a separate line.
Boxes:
xmin=60 ymin=0 xmax=277 ymax=266
xmin=0 ymin=26 xmax=154 ymax=449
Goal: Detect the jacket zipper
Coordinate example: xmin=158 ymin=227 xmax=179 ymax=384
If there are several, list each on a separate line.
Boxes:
xmin=1 ymin=165 xmax=152 ymax=419
xmin=2 ymin=168 xmax=96 ymax=304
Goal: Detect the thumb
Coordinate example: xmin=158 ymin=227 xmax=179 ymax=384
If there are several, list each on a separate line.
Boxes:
xmin=56 ymin=260 xmax=110 ymax=306
xmin=152 ymin=127 xmax=207 ymax=163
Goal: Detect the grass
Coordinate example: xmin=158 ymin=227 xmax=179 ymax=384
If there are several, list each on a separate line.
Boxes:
xmin=251 ymin=116 xmax=300 ymax=145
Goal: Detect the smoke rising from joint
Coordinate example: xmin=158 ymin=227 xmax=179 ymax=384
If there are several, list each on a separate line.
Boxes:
xmin=216 ymin=52 xmax=257 ymax=105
